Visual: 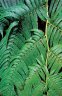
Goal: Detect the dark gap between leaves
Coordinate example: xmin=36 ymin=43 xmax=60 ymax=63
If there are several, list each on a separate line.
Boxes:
xmin=0 ymin=34 xmax=2 ymax=41
xmin=38 ymin=17 xmax=46 ymax=33
xmin=0 ymin=77 xmax=2 ymax=82
xmin=58 ymin=67 xmax=62 ymax=73
xmin=38 ymin=73 xmax=45 ymax=82
xmin=43 ymin=91 xmax=47 ymax=95
xmin=14 ymin=85 xmax=18 ymax=96
xmin=0 ymin=94 xmax=3 ymax=96
xmin=24 ymin=0 xmax=27 ymax=5
xmin=48 ymin=0 xmax=51 ymax=11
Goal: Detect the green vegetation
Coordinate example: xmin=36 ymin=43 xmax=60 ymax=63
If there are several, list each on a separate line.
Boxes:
xmin=0 ymin=0 xmax=62 ymax=96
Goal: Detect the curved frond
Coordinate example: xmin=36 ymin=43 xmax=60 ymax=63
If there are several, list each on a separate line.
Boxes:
xmin=0 ymin=0 xmax=62 ymax=96
xmin=20 ymin=45 xmax=62 ymax=96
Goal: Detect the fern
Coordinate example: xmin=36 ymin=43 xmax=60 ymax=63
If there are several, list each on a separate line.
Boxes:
xmin=0 ymin=0 xmax=62 ymax=96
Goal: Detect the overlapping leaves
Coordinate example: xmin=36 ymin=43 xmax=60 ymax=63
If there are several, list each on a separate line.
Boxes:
xmin=0 ymin=0 xmax=62 ymax=96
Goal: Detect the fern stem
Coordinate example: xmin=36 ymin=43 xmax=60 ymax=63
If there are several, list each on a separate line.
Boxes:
xmin=45 ymin=0 xmax=49 ymax=95
xmin=45 ymin=2 xmax=49 ymax=52
xmin=45 ymin=0 xmax=49 ymax=68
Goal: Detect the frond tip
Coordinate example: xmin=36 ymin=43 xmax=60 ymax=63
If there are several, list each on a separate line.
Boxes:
xmin=0 ymin=0 xmax=62 ymax=96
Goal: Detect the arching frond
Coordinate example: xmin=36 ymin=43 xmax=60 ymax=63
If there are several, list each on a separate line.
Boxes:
xmin=0 ymin=0 xmax=62 ymax=96
xmin=0 ymin=30 xmax=47 ymax=96
xmin=20 ymin=45 xmax=62 ymax=96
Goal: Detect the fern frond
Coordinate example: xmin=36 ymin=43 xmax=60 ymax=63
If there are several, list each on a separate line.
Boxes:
xmin=0 ymin=0 xmax=47 ymax=40
xmin=0 ymin=30 xmax=47 ymax=96
xmin=20 ymin=45 xmax=62 ymax=96
xmin=0 ymin=0 xmax=62 ymax=96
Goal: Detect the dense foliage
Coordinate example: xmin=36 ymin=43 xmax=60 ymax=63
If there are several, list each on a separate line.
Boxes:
xmin=0 ymin=0 xmax=62 ymax=96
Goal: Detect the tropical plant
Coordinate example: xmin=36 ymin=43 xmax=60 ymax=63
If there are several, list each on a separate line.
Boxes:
xmin=0 ymin=0 xmax=62 ymax=96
